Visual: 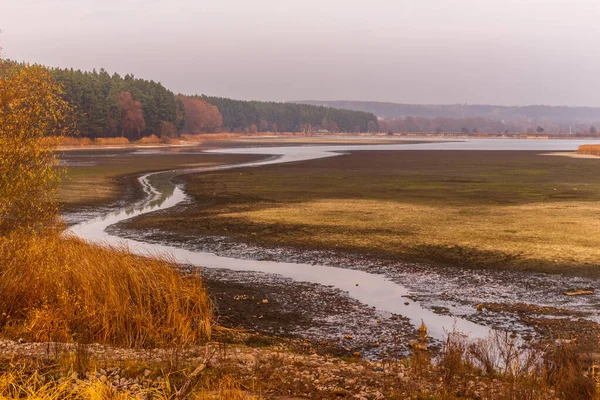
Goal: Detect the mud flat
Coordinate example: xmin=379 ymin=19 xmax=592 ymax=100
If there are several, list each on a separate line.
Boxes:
xmin=543 ymin=151 xmax=600 ymax=159
xmin=126 ymin=149 xmax=600 ymax=276
xmin=65 ymin=139 xmax=600 ymax=356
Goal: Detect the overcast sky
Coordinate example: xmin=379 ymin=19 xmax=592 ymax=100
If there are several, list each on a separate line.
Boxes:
xmin=1 ymin=0 xmax=599 ymax=106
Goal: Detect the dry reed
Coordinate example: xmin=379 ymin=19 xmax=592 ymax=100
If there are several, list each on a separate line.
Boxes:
xmin=577 ymin=144 xmax=600 ymax=156
xmin=136 ymin=134 xmax=161 ymax=144
xmin=93 ymin=137 xmax=131 ymax=146
xmin=40 ymin=136 xmax=93 ymax=147
xmin=0 ymin=234 xmax=212 ymax=348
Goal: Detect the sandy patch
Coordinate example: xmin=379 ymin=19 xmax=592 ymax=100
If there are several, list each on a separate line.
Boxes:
xmin=542 ymin=152 xmax=600 ymax=159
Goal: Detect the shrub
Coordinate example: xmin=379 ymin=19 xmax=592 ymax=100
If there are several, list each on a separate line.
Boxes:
xmin=161 ymin=136 xmax=182 ymax=145
xmin=137 ymin=134 xmax=161 ymax=144
xmin=577 ymin=144 xmax=600 ymax=156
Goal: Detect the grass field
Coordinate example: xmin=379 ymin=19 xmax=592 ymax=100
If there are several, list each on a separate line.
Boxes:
xmin=126 ymin=150 xmax=600 ymax=276
xmin=58 ymin=150 xmax=264 ymax=210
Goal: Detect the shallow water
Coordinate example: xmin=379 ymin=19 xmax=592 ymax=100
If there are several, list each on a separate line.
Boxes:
xmin=68 ymin=139 xmax=600 ymax=341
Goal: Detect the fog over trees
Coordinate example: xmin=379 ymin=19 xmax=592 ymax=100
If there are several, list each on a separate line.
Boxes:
xmin=301 ymin=101 xmax=600 ymax=135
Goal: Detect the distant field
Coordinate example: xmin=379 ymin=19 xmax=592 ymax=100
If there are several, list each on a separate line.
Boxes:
xmin=125 ymin=150 xmax=600 ymax=276
xmin=57 ymin=138 xmax=427 ymax=211
xmin=58 ymin=150 xmax=263 ymax=211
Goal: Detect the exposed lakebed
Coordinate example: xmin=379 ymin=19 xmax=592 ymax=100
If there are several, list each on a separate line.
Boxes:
xmin=67 ymin=139 xmax=600 ymax=357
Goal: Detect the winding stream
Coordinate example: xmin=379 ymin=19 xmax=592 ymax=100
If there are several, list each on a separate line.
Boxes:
xmin=68 ymin=139 xmax=600 ymax=341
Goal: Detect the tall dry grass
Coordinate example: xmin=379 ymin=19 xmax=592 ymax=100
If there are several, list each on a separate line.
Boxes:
xmin=0 ymin=234 xmax=212 ymax=348
xmin=577 ymin=144 xmax=600 ymax=156
xmin=398 ymin=328 xmax=598 ymax=400
xmin=44 ymin=135 xmax=183 ymax=147
xmin=160 ymin=136 xmax=182 ymax=145
xmin=0 ymin=368 xmax=141 ymax=400
xmin=0 ymin=365 xmax=254 ymax=399
xmin=180 ymin=133 xmax=242 ymax=142
xmin=93 ymin=137 xmax=131 ymax=146
xmin=136 ymin=134 xmax=161 ymax=144
xmin=136 ymin=134 xmax=183 ymax=145
xmin=40 ymin=136 xmax=93 ymax=147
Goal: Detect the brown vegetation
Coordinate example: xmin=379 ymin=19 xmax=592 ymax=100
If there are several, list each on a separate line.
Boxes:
xmin=46 ymin=134 xmax=185 ymax=148
xmin=58 ymin=152 xmax=266 ymax=211
xmin=136 ymin=134 xmax=161 ymax=145
xmin=1 ymin=326 xmax=598 ymax=399
xmin=127 ymin=151 xmax=600 ymax=275
xmin=160 ymin=120 xmax=178 ymax=139
xmin=577 ymin=144 xmax=600 ymax=156
xmin=179 ymin=96 xmax=223 ymax=134
xmin=0 ymin=235 xmax=212 ymax=347
xmin=117 ymin=91 xmax=145 ymax=139
xmin=40 ymin=136 xmax=93 ymax=147
xmin=180 ymin=133 xmax=241 ymax=142
xmin=93 ymin=137 xmax=132 ymax=146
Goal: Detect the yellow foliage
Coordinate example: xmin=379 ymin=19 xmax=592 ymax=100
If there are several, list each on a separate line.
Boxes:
xmin=0 ymin=60 xmax=72 ymax=235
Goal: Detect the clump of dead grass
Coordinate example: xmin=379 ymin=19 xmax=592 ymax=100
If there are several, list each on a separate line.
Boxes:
xmin=40 ymin=136 xmax=94 ymax=147
xmin=0 ymin=354 xmax=256 ymax=400
xmin=180 ymin=133 xmax=242 ymax=142
xmin=395 ymin=328 xmax=597 ymax=400
xmin=136 ymin=134 xmax=161 ymax=145
xmin=161 ymin=136 xmax=182 ymax=145
xmin=577 ymin=144 xmax=600 ymax=156
xmin=0 ymin=234 xmax=212 ymax=348
xmin=93 ymin=137 xmax=131 ymax=146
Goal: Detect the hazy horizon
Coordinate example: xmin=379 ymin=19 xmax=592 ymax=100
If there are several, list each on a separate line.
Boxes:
xmin=2 ymin=0 xmax=599 ymax=107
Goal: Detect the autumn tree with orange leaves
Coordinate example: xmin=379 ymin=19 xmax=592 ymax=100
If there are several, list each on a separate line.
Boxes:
xmin=159 ymin=120 xmax=177 ymax=138
xmin=117 ymin=91 xmax=145 ymax=139
xmin=178 ymin=96 xmax=223 ymax=134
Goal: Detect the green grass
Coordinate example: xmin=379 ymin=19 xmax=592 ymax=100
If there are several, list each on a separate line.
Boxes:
xmin=124 ymin=150 xmax=600 ymax=276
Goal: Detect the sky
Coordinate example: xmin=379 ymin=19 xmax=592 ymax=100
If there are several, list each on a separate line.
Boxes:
xmin=1 ymin=0 xmax=600 ymax=107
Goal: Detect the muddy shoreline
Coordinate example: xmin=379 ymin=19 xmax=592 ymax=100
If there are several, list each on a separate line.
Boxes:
xmin=62 ymin=143 xmax=600 ymax=357
xmin=62 ymin=173 xmax=419 ymax=359
xmin=110 ymin=215 xmax=600 ymax=354
xmin=198 ymin=267 xmax=418 ymax=358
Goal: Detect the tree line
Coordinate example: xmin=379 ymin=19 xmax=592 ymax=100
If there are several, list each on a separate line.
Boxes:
xmin=300 ymin=100 xmax=600 ymax=126
xmin=5 ymin=61 xmax=379 ymax=138
xmin=379 ymin=116 xmax=600 ymax=136
xmin=198 ymin=96 xmax=379 ymax=133
xmin=50 ymin=67 xmax=180 ymax=139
